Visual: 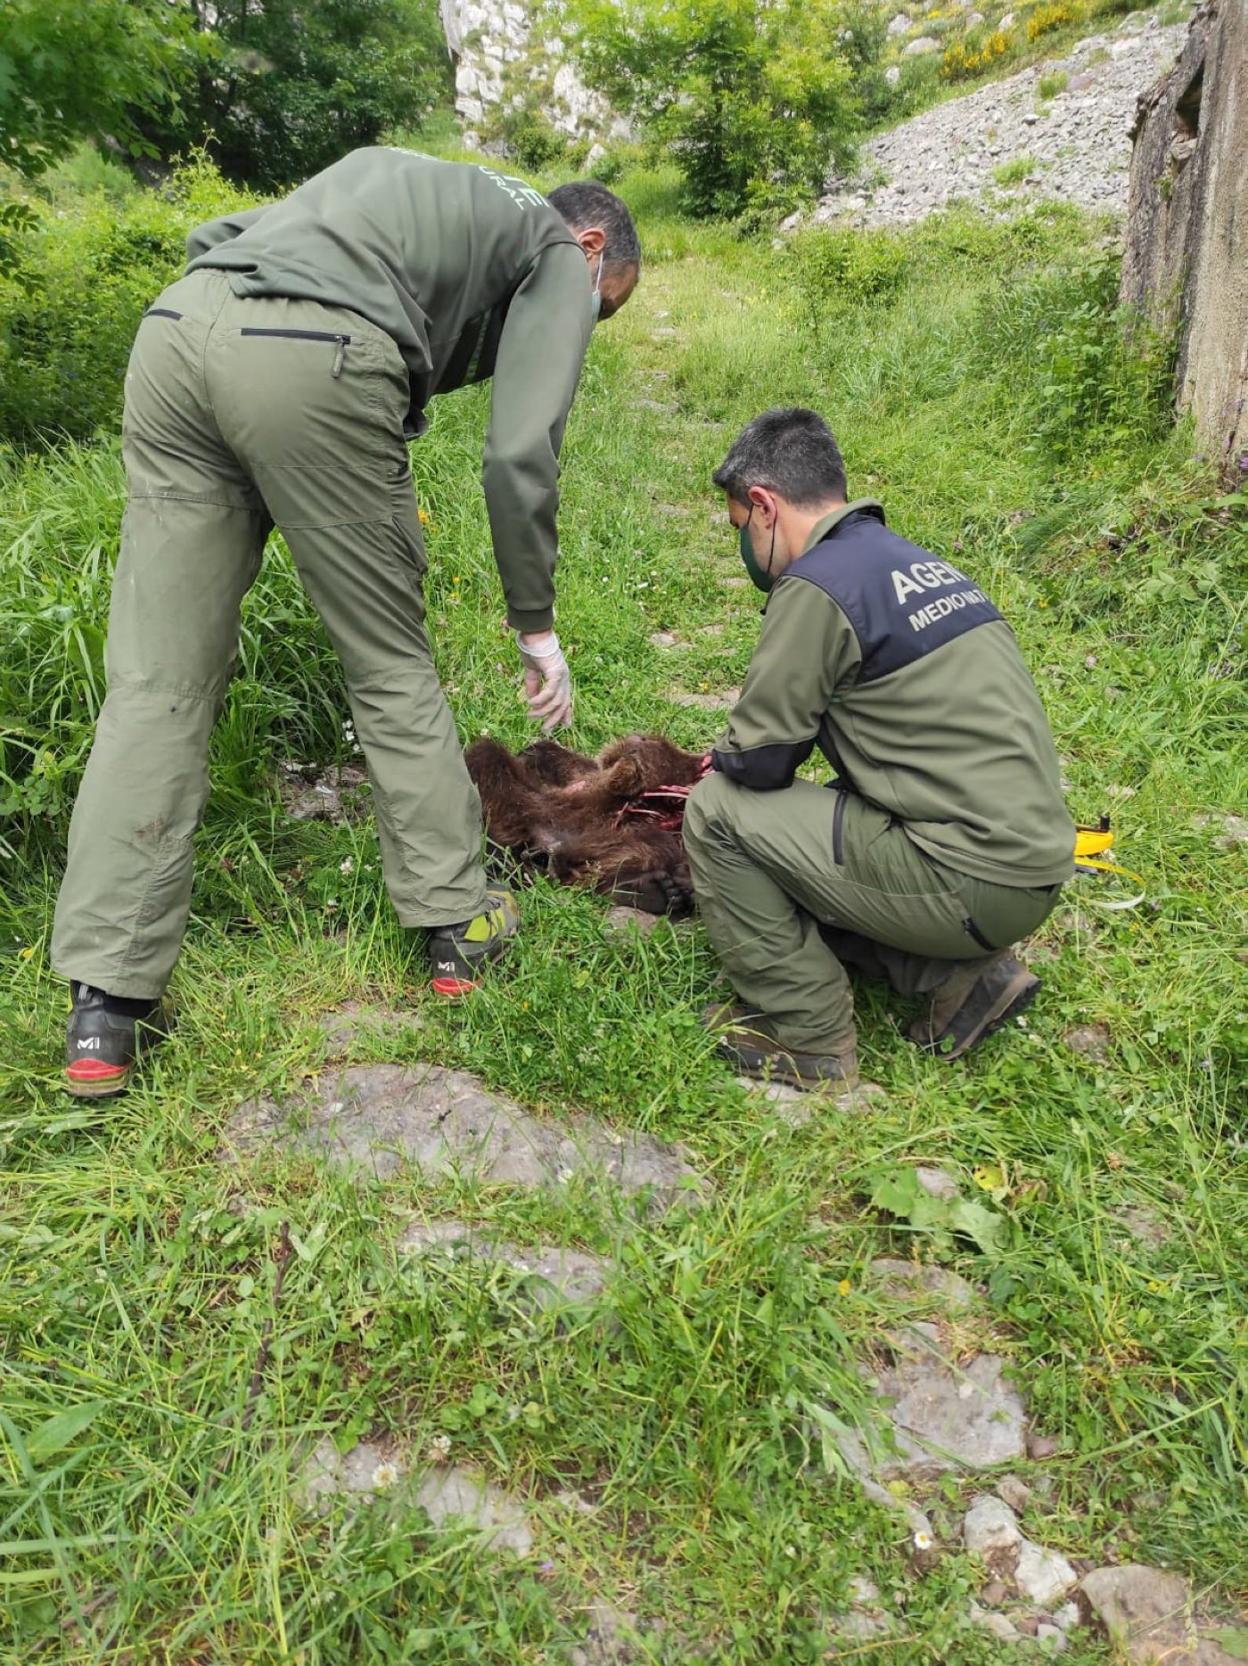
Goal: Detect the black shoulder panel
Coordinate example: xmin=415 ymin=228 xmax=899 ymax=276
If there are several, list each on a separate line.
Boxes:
xmin=785 ymin=511 xmax=1003 ymax=683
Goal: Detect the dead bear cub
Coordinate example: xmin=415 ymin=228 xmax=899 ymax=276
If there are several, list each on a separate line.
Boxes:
xmin=465 ymin=734 xmax=708 ymax=916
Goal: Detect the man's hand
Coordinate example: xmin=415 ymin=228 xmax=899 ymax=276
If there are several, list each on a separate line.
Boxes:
xmin=516 ymin=629 xmax=573 ymax=732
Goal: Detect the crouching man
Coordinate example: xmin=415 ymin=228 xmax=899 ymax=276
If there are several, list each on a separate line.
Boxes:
xmin=684 ymin=408 xmax=1074 ymax=1090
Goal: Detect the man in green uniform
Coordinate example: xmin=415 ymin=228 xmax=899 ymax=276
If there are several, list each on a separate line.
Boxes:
xmin=53 ymin=147 xmax=640 ymax=1097
xmin=685 ymin=408 xmax=1074 ymax=1090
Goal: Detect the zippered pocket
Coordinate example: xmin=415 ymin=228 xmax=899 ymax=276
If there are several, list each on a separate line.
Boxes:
xmin=832 ymin=788 xmax=847 ymax=865
xmin=240 ymin=326 xmax=352 ymax=376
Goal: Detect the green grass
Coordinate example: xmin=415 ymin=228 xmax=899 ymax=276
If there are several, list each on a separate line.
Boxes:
xmin=1038 ymin=70 xmax=1072 ymax=100
xmin=992 ymin=156 xmax=1039 ymax=186
xmin=2 ymin=166 xmax=1247 ymax=1661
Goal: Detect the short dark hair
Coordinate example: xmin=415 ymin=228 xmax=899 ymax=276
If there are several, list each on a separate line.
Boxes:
xmin=546 ymin=180 xmax=641 ymax=273
xmin=713 ymin=408 xmax=848 ymax=508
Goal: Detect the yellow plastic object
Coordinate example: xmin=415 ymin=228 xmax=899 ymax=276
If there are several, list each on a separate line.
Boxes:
xmin=1072 ymin=819 xmax=1144 ymax=908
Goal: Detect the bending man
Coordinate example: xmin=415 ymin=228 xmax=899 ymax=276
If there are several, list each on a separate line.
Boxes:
xmin=54 ymin=148 xmax=640 ymax=1097
xmin=686 ymin=408 xmax=1074 ymax=1090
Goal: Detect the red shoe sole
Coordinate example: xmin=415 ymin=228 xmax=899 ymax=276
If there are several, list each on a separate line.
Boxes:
xmin=65 ymin=1058 xmax=131 ymax=1098
xmin=431 ymin=976 xmax=478 ymax=999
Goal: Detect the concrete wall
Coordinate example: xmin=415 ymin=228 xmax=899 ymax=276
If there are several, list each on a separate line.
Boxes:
xmin=1121 ymin=0 xmax=1248 ymax=482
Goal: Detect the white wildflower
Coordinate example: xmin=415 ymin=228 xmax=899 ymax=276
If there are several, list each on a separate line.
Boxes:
xmin=371 ymin=1460 xmax=400 ymax=1490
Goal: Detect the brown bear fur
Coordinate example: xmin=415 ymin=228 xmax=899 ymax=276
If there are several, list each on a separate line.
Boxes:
xmin=465 ymin=733 xmax=707 ymax=915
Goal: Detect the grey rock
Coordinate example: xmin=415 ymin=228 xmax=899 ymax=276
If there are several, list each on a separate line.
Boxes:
xmin=873 ymin=1350 xmax=1027 ymax=1475
xmin=415 ymin=1465 xmax=534 ymax=1554
xmin=963 ymin=1494 xmax=1023 ymax=1555
xmin=298 ymin=1441 xmax=533 ymax=1553
xmin=885 ymin=64 xmax=902 ymax=87
xmin=1037 ymin=1624 xmax=1068 ymax=1652
xmin=1053 ymin=1603 xmax=1082 ymax=1632
xmin=1064 ymin=1023 xmax=1111 ymax=1061
xmin=915 ymin=1165 xmax=960 ymax=1200
xmin=970 ymin=1602 xmax=1021 ymax=1641
xmin=995 ymin=1473 xmax=1033 ymax=1513
xmin=398 ymin=1219 xmax=610 ymax=1312
xmin=604 ymin=906 xmax=665 ymax=937
xmin=318 ymin=1002 xmax=421 ymax=1054
xmin=667 ymin=687 xmax=741 ymax=710
xmin=1114 ymin=1203 xmax=1170 ymax=1248
xmin=278 ymin=760 xmax=369 ymax=823
xmin=225 ymin=1063 xmax=701 ymax=1208
xmin=648 ymin=630 xmax=683 ymax=647
xmin=567 ymin=1597 xmax=641 ymax=1664
xmin=1078 ymin=1563 xmax=1242 ymax=1664
xmin=869 ymin=1256 xmax=977 ymax=1308
xmin=904 ymin=35 xmax=941 ymax=55
xmin=887 ymin=12 xmax=911 ymax=36
xmin=1015 ymin=1540 xmax=1077 ymax=1607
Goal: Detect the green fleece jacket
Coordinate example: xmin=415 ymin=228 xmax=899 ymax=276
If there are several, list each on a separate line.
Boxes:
xmin=186 ymin=147 xmax=596 ymax=632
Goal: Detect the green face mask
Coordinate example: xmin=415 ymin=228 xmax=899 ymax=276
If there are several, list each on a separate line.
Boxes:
xmin=739 ymin=509 xmax=777 ymax=593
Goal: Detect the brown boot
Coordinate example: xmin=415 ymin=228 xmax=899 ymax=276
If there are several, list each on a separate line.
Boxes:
xmin=908 ymin=952 xmax=1040 ymax=1060
xmin=702 ymin=1003 xmax=859 ymax=1092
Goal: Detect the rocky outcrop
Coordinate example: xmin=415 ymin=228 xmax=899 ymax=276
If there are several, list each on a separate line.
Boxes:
xmin=1121 ymin=0 xmax=1248 ymax=483
xmin=438 ymin=0 xmax=624 ymax=146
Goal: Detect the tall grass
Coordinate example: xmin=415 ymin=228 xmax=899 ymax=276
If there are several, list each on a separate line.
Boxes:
xmin=1 ymin=167 xmax=1246 ymax=1659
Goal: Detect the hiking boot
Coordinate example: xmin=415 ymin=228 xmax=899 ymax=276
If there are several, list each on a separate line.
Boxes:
xmin=908 ymin=951 xmax=1040 ymax=1060
xmin=429 ymin=888 xmax=520 ymax=997
xmin=702 ymin=1003 xmax=859 ymax=1092
xmin=64 ymin=983 xmax=171 ymax=1098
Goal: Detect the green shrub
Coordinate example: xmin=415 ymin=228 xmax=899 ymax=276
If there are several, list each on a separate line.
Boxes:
xmin=790 ymin=226 xmax=909 ymax=319
xmin=993 ymin=155 xmax=1037 ymax=187
xmin=1038 ymin=70 xmax=1070 ymax=99
xmin=0 ymin=157 xmax=254 ymax=445
xmin=136 ymin=0 xmax=451 ymax=191
xmin=564 ymin=0 xmax=861 ymax=221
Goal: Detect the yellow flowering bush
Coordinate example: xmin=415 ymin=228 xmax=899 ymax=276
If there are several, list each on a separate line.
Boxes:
xmin=939 ymin=28 xmax=1012 ymax=79
xmin=1027 ymin=1 xmax=1083 ymax=41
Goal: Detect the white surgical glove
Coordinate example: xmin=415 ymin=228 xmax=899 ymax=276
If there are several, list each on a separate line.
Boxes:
xmin=515 ymin=629 xmax=573 ymax=733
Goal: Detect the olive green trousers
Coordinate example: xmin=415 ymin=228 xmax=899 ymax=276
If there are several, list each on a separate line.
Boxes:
xmin=52 ymin=270 xmax=488 ymax=998
xmin=683 ymin=772 xmax=1060 ymax=1052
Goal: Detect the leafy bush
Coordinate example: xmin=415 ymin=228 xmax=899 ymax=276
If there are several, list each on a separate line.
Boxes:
xmin=790 ymin=226 xmax=909 ymax=321
xmin=136 ymin=0 xmax=451 ymax=191
xmin=973 ymin=251 xmax=1177 ymax=462
xmin=1038 ymin=70 xmax=1071 ymax=99
xmin=0 ymin=157 xmax=255 ymax=445
xmin=564 ymin=0 xmax=861 ymax=221
xmin=940 ymin=28 xmax=1014 ymax=80
xmin=0 ymin=0 xmax=195 ymax=175
xmin=1027 ymin=1 xmax=1084 ymax=41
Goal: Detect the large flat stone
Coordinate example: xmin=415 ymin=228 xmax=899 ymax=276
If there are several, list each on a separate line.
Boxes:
xmin=399 ymin=1219 xmax=610 ymax=1312
xmin=224 ymin=1064 xmax=700 ymax=1208
xmin=298 ymin=1438 xmax=533 ymax=1554
xmin=845 ymin=1337 xmax=1027 ymax=1479
xmin=869 ymin=1257 xmax=978 ymax=1310
xmin=1080 ymin=1565 xmax=1242 ymax=1665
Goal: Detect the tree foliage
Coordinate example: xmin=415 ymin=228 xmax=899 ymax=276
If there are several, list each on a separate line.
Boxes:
xmin=0 ymin=0 xmax=194 ymax=175
xmin=139 ymin=0 xmax=451 ymax=190
xmin=563 ymin=0 xmax=864 ymax=220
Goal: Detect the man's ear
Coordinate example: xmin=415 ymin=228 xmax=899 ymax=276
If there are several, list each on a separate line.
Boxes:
xmin=577 ymin=226 xmax=607 ymax=257
xmin=747 ymin=485 xmax=777 ymax=522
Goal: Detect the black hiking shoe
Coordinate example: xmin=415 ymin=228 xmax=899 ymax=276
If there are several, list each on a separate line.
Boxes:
xmin=702 ymin=1003 xmax=859 ymax=1092
xmin=907 ymin=952 xmax=1040 ymax=1060
xmin=64 ymin=983 xmax=171 ymax=1098
xmin=429 ymin=888 xmax=520 ymax=998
